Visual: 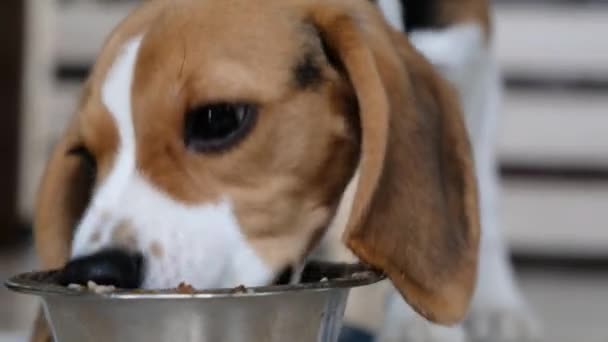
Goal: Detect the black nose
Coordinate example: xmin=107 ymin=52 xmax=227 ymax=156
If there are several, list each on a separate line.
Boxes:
xmin=59 ymin=249 xmax=144 ymax=289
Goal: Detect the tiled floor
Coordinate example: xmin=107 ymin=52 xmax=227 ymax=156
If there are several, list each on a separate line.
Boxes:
xmin=2 ymin=243 xmax=608 ymax=342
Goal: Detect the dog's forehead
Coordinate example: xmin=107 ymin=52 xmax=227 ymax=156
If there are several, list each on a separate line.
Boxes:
xmin=134 ymin=6 xmax=308 ymax=102
xmin=82 ymin=0 xmax=319 ymax=123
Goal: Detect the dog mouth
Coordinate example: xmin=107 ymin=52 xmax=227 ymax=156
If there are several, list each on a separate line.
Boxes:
xmin=272 ymin=261 xmax=368 ymax=285
xmin=58 ymin=249 xmax=369 ymax=291
xmin=273 ymin=266 xmax=295 ymax=285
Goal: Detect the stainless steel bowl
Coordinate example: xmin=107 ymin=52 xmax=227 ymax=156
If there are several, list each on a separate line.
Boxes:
xmin=7 ymin=262 xmax=383 ymax=342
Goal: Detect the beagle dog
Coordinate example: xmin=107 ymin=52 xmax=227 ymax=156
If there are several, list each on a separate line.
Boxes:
xmin=358 ymin=0 xmax=540 ymax=341
xmin=32 ymin=0 xmax=483 ymax=340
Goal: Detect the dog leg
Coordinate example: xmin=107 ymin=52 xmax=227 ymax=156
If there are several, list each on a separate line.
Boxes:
xmin=466 ymin=144 xmax=541 ymax=342
xmin=464 ymin=55 xmax=541 ymax=342
xmin=376 ymin=289 xmax=467 ymax=342
xmin=465 ymin=176 xmax=542 ymax=342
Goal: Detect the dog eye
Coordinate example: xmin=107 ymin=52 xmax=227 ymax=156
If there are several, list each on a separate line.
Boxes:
xmin=184 ymin=103 xmax=257 ymax=152
xmin=68 ymin=146 xmax=97 ymax=177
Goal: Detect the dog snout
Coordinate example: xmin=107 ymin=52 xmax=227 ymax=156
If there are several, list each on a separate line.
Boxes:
xmin=59 ymin=248 xmax=144 ymax=289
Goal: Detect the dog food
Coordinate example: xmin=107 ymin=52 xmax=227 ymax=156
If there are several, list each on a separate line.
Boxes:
xmin=87 ymin=281 xmax=117 ymax=294
xmin=67 ymin=281 xmax=116 ymax=294
xmin=65 ymin=280 xmax=252 ymax=294
xmin=230 ymin=285 xmax=248 ymax=294
xmin=176 ymin=282 xmax=196 ymax=294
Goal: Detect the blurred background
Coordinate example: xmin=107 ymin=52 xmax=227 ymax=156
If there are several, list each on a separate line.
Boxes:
xmin=0 ymin=0 xmax=606 ymax=341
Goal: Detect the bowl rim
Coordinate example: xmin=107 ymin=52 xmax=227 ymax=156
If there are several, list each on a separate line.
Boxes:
xmin=5 ymin=263 xmax=385 ymax=300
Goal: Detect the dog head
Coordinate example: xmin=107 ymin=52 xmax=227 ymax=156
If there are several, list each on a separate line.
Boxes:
xmin=36 ymin=0 xmax=479 ymax=324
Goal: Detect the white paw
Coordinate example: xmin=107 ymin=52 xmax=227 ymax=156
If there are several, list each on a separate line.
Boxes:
xmin=376 ymin=315 xmax=466 ymax=342
xmin=466 ymin=306 xmax=542 ymax=342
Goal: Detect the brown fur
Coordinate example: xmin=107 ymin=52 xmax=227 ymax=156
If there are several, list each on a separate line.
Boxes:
xmin=33 ymin=0 xmax=479 ymax=339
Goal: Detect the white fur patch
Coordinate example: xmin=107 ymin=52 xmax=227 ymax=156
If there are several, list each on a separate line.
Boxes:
xmin=318 ymin=170 xmax=359 ymax=263
xmin=71 ymin=36 xmax=272 ymax=289
xmin=410 ymin=23 xmax=484 ymax=84
xmin=377 ymin=0 xmax=404 ymax=30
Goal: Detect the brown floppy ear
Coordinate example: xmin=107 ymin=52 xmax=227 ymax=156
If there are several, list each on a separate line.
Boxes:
xmin=310 ymin=4 xmax=480 ymax=324
xmin=35 ymin=116 xmax=92 ymax=270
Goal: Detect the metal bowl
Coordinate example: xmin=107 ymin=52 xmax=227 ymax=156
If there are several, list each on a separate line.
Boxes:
xmin=6 ymin=262 xmax=384 ymax=342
